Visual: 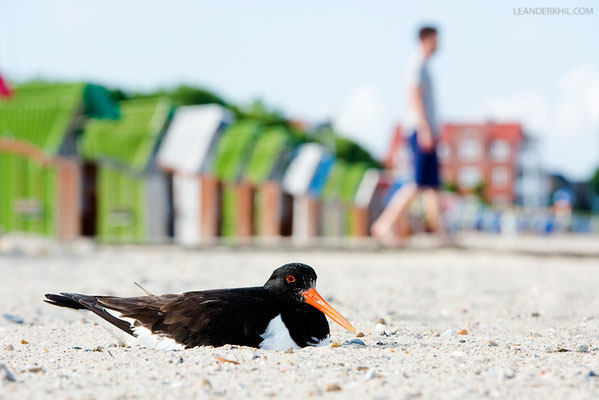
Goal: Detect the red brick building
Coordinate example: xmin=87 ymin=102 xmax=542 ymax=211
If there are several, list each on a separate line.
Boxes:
xmin=386 ymin=122 xmax=524 ymax=206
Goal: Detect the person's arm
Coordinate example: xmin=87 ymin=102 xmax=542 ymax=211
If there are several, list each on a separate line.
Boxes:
xmin=410 ymin=84 xmax=434 ymax=151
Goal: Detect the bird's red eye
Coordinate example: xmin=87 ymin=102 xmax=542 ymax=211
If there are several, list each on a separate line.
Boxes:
xmin=286 ymin=275 xmax=295 ymax=283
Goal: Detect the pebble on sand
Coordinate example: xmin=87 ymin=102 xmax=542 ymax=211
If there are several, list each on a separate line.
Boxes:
xmin=364 ymin=369 xmax=379 ymax=380
xmin=0 ymin=364 xmax=16 ymax=384
xmin=216 ymin=357 xmax=239 ymax=365
xmin=346 ymin=339 xmax=366 ymax=346
xmin=576 ymin=344 xmax=589 ymax=353
xmin=375 ymin=323 xmax=388 ymax=335
xmin=456 ymin=329 xmax=468 ymax=335
xmin=199 ymin=377 xmax=212 ymax=388
xmin=2 ymin=314 xmax=24 ymax=324
xmin=441 ymin=329 xmax=457 ymax=338
xmin=325 ymin=383 xmax=342 ymax=392
xmin=504 ymin=368 xmax=516 ymax=379
xmin=356 ymin=332 xmax=365 ymax=338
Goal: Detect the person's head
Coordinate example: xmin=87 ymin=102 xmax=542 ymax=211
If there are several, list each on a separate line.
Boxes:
xmin=418 ymin=26 xmax=438 ymax=58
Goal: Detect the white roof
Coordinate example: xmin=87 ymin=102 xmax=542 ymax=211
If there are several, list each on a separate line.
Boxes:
xmin=354 ymin=168 xmax=381 ymax=207
xmin=158 ymin=104 xmax=232 ymax=173
xmin=282 ymin=143 xmax=327 ymax=196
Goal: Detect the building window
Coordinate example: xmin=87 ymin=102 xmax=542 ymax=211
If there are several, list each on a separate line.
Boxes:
xmin=458 ymin=166 xmax=482 ymax=189
xmin=490 ymin=140 xmax=510 ymax=160
xmin=492 ymin=167 xmax=509 ymax=187
xmin=437 ymin=141 xmax=450 ymax=161
xmin=458 ymin=137 xmax=482 ymax=161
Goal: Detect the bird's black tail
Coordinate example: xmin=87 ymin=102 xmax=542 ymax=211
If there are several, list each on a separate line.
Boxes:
xmin=44 ymin=293 xmax=87 ymax=310
xmin=44 ymin=293 xmax=134 ymax=336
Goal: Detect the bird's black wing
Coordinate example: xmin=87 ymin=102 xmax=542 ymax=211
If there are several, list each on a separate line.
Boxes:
xmin=96 ymin=287 xmax=280 ymax=348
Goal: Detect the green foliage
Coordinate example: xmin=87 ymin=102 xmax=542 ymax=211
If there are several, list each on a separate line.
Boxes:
xmin=443 ymin=181 xmax=458 ymax=193
xmin=165 ymin=85 xmax=228 ymax=107
xmin=333 ymin=135 xmax=380 ymax=169
xmin=230 ymin=99 xmax=290 ymax=127
xmin=109 ymin=88 xmax=129 ymax=102
xmin=311 ymin=125 xmax=381 ymax=169
xmin=125 ymin=84 xmax=228 ymax=108
xmin=590 ymin=166 xmax=599 ymax=195
xmin=473 ymin=181 xmax=488 ymax=204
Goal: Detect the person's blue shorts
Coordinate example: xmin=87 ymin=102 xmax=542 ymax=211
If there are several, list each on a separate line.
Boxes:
xmin=408 ymin=131 xmax=440 ymax=188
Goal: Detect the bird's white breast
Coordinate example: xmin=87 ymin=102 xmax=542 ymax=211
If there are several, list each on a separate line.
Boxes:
xmin=259 ymin=314 xmax=301 ymax=351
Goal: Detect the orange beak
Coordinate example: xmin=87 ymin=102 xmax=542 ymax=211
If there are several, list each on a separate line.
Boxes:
xmin=303 ymin=288 xmax=356 ymax=333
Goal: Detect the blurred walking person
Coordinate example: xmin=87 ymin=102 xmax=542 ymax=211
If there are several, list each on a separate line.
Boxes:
xmin=372 ymin=25 xmax=449 ymax=247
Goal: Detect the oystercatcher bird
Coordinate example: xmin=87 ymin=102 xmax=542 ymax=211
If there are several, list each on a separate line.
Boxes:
xmin=45 ymin=263 xmax=355 ymax=351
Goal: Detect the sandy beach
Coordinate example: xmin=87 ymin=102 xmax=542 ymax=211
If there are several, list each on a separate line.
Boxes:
xmin=1 ymin=237 xmax=599 ymax=399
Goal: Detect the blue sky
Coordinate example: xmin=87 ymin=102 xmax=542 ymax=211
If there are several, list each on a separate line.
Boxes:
xmin=1 ymin=0 xmax=598 ymax=179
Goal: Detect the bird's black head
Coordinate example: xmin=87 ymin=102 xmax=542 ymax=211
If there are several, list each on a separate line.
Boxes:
xmin=263 ymin=262 xmax=356 ymax=333
xmin=263 ymin=263 xmax=317 ymax=302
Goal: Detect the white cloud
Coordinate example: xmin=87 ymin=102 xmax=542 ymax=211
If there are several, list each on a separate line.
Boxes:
xmin=481 ymin=91 xmax=549 ymax=134
xmin=479 ymin=64 xmax=599 ymax=180
xmin=558 ymin=64 xmax=599 ymax=126
xmin=333 ymin=82 xmax=394 ymax=159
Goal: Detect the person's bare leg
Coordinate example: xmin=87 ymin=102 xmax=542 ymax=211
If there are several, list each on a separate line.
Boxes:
xmin=396 ymin=209 xmax=411 ymax=240
xmin=422 ymin=188 xmax=451 ymax=243
xmin=371 ymin=183 xmax=418 ymax=246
